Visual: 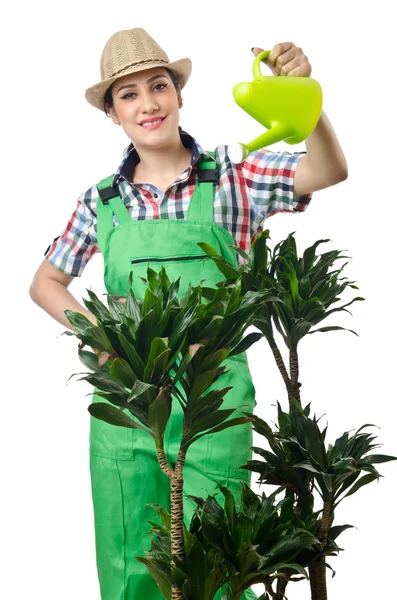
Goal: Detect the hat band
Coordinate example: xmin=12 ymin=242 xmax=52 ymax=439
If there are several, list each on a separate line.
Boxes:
xmin=108 ymin=58 xmax=169 ymax=79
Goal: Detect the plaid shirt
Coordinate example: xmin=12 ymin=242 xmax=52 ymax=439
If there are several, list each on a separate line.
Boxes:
xmin=44 ymin=129 xmax=312 ymax=277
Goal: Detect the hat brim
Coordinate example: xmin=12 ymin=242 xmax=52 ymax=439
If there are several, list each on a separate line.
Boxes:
xmin=85 ymin=57 xmax=192 ymax=112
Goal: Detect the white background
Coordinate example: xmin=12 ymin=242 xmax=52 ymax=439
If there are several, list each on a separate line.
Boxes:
xmin=2 ymin=1 xmax=396 ymax=598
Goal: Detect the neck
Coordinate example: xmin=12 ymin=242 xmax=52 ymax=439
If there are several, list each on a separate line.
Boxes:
xmin=133 ymin=131 xmax=192 ymax=179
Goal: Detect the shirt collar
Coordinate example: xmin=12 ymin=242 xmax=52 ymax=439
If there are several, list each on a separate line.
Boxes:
xmin=111 ymin=128 xmax=215 ymax=187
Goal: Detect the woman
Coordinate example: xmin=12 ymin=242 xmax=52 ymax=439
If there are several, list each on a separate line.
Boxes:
xmin=29 ymin=27 xmax=347 ymax=600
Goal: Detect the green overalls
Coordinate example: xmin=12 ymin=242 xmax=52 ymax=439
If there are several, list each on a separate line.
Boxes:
xmin=89 ymin=152 xmax=258 ymax=600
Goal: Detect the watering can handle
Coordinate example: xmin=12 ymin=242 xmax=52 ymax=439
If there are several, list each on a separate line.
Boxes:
xmin=253 ymin=50 xmax=272 ymax=78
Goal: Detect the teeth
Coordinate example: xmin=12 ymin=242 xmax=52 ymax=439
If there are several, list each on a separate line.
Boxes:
xmin=142 ymin=118 xmax=163 ymax=127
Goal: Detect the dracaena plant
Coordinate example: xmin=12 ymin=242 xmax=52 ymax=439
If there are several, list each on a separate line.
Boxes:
xmin=199 ymin=230 xmax=396 ymax=600
xmin=136 ymin=481 xmax=320 ymax=600
xmin=198 ymin=230 xmax=364 ymax=406
xmin=241 ymin=401 xmax=396 ymax=598
xmin=63 ymin=265 xmax=273 ymax=600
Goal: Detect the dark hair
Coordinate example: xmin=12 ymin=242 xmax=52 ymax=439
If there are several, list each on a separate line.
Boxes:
xmin=103 ymin=68 xmax=181 ymax=156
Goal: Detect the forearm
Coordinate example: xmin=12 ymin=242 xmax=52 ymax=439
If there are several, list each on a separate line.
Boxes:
xmin=304 ymin=109 xmax=348 ymax=180
xmin=29 ymin=278 xmax=98 ymax=332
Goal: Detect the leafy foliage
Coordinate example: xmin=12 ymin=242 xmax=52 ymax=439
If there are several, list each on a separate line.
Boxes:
xmin=136 ymin=483 xmax=318 ymax=599
xmin=199 ymin=230 xmax=365 ymax=350
xmin=64 ymin=267 xmax=272 ymax=454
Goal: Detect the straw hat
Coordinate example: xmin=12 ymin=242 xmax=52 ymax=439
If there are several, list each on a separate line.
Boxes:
xmin=85 ymin=27 xmax=192 ymax=112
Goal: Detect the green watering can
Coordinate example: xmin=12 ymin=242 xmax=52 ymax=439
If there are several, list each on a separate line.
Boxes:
xmin=228 ymin=50 xmax=323 ymax=163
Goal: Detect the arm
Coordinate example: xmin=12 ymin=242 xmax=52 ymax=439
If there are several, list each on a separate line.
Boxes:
xmin=294 ymin=110 xmax=348 ymax=196
xmin=30 ymin=186 xmax=100 ymax=334
xmin=29 ymin=259 xmax=98 ymax=331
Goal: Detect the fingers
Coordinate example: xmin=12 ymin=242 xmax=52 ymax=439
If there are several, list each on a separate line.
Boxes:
xmin=267 ymin=42 xmax=295 ymax=71
xmin=111 ymin=295 xmax=127 ymax=303
xmin=252 ymin=43 xmax=311 ymax=77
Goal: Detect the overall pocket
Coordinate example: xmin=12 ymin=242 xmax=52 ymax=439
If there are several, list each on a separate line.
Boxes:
xmin=128 ymin=253 xmax=224 ymax=301
xmin=89 ymin=386 xmax=135 ymax=460
xmin=204 ymin=354 xmax=257 ymax=479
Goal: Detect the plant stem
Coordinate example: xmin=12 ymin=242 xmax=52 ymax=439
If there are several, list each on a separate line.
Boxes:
xmin=274 ymin=571 xmax=289 ymax=600
xmin=309 ymin=561 xmax=327 ymax=600
xmin=270 ymin=341 xmax=291 ymax=389
xmin=309 ymin=500 xmax=331 ymax=600
xmin=155 ymin=443 xmax=186 ymax=600
xmin=156 ymin=447 xmax=173 ymax=478
xmin=318 ymin=500 xmax=332 ymax=549
xmin=289 ymin=348 xmax=302 ymax=406
xmin=170 ymin=447 xmax=187 ymax=600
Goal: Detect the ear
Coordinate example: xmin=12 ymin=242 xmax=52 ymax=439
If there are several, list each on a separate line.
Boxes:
xmin=177 ymin=89 xmax=183 ymax=109
xmin=108 ymin=106 xmax=120 ymax=125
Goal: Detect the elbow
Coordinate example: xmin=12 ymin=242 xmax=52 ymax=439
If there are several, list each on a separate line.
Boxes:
xmin=336 ymin=155 xmax=349 ymax=182
xmin=29 ymin=282 xmax=39 ymax=303
xmin=337 ymin=164 xmax=348 ymax=182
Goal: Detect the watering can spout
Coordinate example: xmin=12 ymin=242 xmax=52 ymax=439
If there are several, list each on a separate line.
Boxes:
xmin=229 ymin=50 xmax=322 ymax=163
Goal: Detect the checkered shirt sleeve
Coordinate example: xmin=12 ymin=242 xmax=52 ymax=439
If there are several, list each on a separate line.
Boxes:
xmin=43 ymin=185 xmax=99 ymax=277
xmin=241 ymin=149 xmax=312 ymax=227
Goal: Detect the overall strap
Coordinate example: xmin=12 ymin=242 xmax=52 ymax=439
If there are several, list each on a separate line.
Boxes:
xmin=95 ymin=150 xmax=219 ymax=250
xmin=95 ymin=176 xmax=130 ymax=253
xmin=187 ymin=151 xmax=218 ymax=223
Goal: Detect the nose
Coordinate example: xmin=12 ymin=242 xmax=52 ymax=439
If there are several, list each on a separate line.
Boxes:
xmin=140 ymin=90 xmax=159 ymax=114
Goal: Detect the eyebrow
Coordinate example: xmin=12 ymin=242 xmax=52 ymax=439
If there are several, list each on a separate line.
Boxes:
xmin=117 ymin=74 xmax=168 ymax=93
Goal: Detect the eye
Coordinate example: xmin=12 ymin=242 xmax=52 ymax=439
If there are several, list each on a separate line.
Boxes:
xmin=121 ymin=92 xmax=136 ymax=100
xmin=120 ymin=83 xmax=168 ymax=100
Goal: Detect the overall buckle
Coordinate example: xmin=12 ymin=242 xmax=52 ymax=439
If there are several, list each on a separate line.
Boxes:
xmin=97 ymin=185 xmax=121 ymax=205
xmin=197 ymin=169 xmax=219 ymax=185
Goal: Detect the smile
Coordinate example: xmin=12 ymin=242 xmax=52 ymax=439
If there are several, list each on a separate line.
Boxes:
xmin=140 ymin=116 xmax=167 ymax=130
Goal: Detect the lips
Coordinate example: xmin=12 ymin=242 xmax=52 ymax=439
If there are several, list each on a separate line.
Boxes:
xmin=139 ymin=116 xmax=167 ymax=127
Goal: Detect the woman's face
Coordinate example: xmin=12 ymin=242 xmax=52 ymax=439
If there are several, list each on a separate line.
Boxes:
xmin=108 ymin=67 xmax=182 ymax=150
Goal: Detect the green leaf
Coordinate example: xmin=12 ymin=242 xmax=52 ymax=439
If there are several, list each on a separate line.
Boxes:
xmin=211 ymin=255 xmax=240 ymax=280
xmin=183 ymin=408 xmax=236 ymax=445
xmin=183 ymin=416 xmax=252 ymax=450
xmin=76 ymin=373 xmax=125 ymax=393
xmin=197 ymin=241 xmax=220 ymax=257
xmin=267 ymin=562 xmax=309 ymax=579
xmin=128 ymin=379 xmax=158 ymax=401
xmin=88 ymin=402 xmax=153 ymax=436
xmin=337 ymin=473 xmax=379 ymax=502
xmin=323 ymin=296 xmax=365 ymax=320
xmin=189 ymin=370 xmax=218 ymax=405
xmin=186 ymin=387 xmax=232 ymax=427
xmin=303 ymin=239 xmax=330 ymax=274
xmin=200 ymin=348 xmax=230 ymax=372
xmin=150 ymin=348 xmax=172 ymax=386
xmin=134 ymin=556 xmax=171 ymax=599
xmin=252 ymin=230 xmax=270 ymax=275
xmin=143 ymin=337 xmax=169 ymax=382
xmin=118 ymin=333 xmax=146 ymax=378
xmin=142 ymin=285 xmax=158 ymax=318
xmin=169 ymin=296 xmax=200 ymax=348
xmin=230 ymin=244 xmax=250 ymax=262
xmin=215 ymin=481 xmax=238 ymax=537
xmin=360 ymin=454 xmax=397 ymax=465
xmin=279 ymin=495 xmax=294 ymax=524
xmin=229 ymin=332 xmax=264 ymax=356
xmin=328 ymin=524 xmax=355 ymax=541
xmin=293 ymin=461 xmax=322 ymax=475
xmin=125 ymin=278 xmax=142 ymax=323
xmin=148 ymin=387 xmax=172 ymax=447
xmin=298 ymin=275 xmax=312 ymax=299
xmin=109 ymin=357 xmax=137 ymax=389
xmin=308 ymin=325 xmax=358 ymax=336
xmin=64 ymin=310 xmax=97 ymax=335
